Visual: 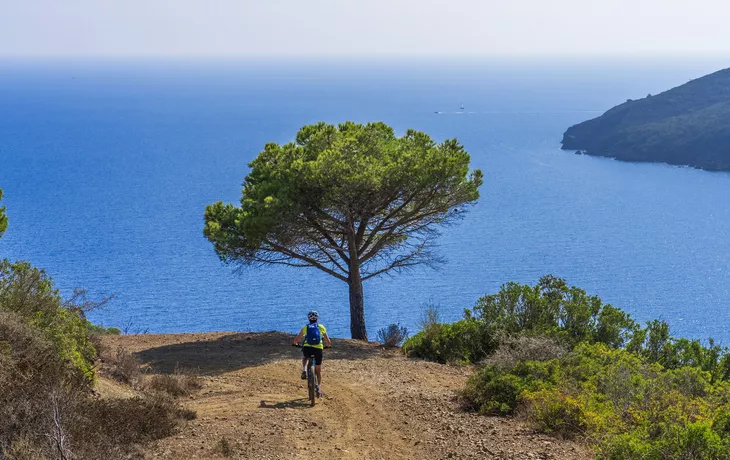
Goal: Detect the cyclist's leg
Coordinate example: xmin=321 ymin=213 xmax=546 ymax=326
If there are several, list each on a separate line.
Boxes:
xmin=300 ymin=348 xmax=309 ymax=379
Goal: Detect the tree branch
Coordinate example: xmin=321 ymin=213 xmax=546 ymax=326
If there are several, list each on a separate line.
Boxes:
xmin=304 ymin=215 xmax=350 ymax=264
xmin=355 ymin=214 xmax=370 ymax=248
xmin=314 ymin=242 xmax=349 ymax=275
xmin=357 ymin=190 xmax=421 ymax=254
xmin=359 ymin=199 xmax=444 ymax=264
xmin=265 ymin=239 xmax=349 ymax=282
xmin=361 ymin=240 xmax=430 ymax=281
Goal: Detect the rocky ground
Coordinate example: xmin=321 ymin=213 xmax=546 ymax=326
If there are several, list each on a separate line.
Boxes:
xmin=100 ymin=332 xmax=592 ymax=460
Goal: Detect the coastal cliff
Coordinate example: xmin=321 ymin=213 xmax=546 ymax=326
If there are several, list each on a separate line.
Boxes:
xmin=562 ymin=67 xmax=730 ymax=171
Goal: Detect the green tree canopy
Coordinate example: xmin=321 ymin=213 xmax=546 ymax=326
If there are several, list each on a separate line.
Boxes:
xmin=0 ymin=189 xmax=7 ymax=238
xmin=204 ymin=121 xmax=483 ymax=339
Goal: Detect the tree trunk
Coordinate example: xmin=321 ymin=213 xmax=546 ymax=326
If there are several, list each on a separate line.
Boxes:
xmin=348 ymin=273 xmax=367 ymax=340
xmin=346 ymin=215 xmax=367 ymax=340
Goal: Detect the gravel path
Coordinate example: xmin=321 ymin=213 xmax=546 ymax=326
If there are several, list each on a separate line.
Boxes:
xmin=101 ymin=332 xmax=593 ymax=460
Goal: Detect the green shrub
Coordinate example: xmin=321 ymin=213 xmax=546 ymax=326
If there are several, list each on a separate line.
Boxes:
xmin=0 ymin=260 xmax=97 ymax=381
xmin=627 ymin=320 xmax=730 ymax=382
xmin=522 ymin=388 xmax=586 ymax=438
xmin=0 ymin=259 xmax=192 ymax=457
xmin=1 ymin=295 xmax=191 ymax=458
xmin=0 ymin=309 xmax=91 ymax=456
xmin=472 ymin=275 xmax=637 ymax=349
xmin=598 ymin=432 xmax=658 ymax=460
xmin=600 ymin=423 xmax=730 ymax=460
xmin=462 ymin=360 xmax=558 ymax=414
xmin=86 ymin=322 xmax=122 ymax=336
xmin=404 ymin=276 xmax=730 ymax=458
xmin=405 ymin=276 xmax=641 ymax=366
xmin=403 ymin=318 xmax=492 ymax=363
xmin=711 ymin=407 xmax=730 ymax=438
xmin=660 ymin=422 xmax=729 ymax=459
xmin=464 ymin=342 xmax=730 ymax=458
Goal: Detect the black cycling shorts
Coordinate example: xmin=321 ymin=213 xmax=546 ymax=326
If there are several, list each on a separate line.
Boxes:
xmin=302 ymin=346 xmax=324 ymax=365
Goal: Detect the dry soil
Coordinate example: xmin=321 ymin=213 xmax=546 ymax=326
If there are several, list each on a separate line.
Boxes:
xmin=100 ymin=332 xmax=592 ymax=460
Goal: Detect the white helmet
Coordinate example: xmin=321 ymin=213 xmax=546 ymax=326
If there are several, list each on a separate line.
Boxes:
xmin=307 ymin=310 xmax=319 ymax=322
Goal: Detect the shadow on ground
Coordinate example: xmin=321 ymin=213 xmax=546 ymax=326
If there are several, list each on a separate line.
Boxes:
xmin=133 ymin=331 xmax=394 ymax=375
xmin=259 ymin=398 xmax=313 ymax=409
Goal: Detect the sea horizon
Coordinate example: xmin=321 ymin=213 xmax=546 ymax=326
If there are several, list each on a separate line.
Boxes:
xmin=1 ymin=57 xmax=729 ymax=341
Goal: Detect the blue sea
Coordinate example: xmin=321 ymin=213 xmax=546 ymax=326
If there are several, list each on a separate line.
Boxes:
xmin=1 ymin=58 xmax=729 ymax=341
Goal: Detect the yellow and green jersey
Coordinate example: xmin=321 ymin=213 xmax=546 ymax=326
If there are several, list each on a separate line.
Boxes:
xmin=301 ymin=323 xmax=327 ymax=349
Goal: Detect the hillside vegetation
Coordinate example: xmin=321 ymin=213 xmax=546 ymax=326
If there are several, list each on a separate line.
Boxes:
xmin=0 ymin=260 xmax=194 ymax=459
xmin=561 ymin=67 xmax=730 ymax=171
xmin=404 ymin=276 xmax=730 ymax=459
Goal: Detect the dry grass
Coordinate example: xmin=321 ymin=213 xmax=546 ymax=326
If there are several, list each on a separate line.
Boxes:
xmin=98 ymin=345 xmax=142 ymax=385
xmin=485 ymin=333 xmax=567 ymax=369
xmin=215 ymin=437 xmax=233 ymax=457
xmin=0 ymin=310 xmax=195 ymax=460
xmin=75 ymin=394 xmax=186 ymax=444
xmin=145 ymin=365 xmax=203 ymax=397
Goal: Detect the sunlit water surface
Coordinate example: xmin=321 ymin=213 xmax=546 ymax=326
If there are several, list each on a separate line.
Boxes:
xmin=1 ymin=58 xmax=729 ymax=340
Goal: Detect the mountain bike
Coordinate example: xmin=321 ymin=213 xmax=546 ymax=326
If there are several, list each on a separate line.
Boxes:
xmin=293 ymin=344 xmax=330 ymax=406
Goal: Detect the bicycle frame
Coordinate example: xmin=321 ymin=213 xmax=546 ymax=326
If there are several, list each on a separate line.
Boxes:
xmin=305 ymin=353 xmax=318 ymax=406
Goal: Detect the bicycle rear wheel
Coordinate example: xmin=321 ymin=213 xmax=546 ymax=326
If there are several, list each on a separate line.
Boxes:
xmin=307 ymin=360 xmax=316 ymax=406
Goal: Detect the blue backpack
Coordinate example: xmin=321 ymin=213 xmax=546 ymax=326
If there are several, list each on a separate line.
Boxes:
xmin=306 ymin=322 xmax=321 ymax=345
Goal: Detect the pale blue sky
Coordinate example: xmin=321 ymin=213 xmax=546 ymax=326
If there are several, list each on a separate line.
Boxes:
xmin=1 ymin=0 xmax=729 ymax=57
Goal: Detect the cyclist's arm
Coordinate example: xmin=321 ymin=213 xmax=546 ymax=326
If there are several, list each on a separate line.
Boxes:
xmin=292 ymin=329 xmax=304 ymax=346
xmin=323 ymin=332 xmax=332 ymax=348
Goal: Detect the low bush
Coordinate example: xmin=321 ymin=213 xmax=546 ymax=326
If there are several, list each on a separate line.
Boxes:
xmin=0 ymin=259 xmax=97 ymax=381
xmin=600 ymin=422 xmax=730 ymax=460
xmin=1 ymin=309 xmax=191 ymax=459
xmin=403 ymin=318 xmax=491 ymax=363
xmin=0 ymin=259 xmax=193 ymax=458
xmin=100 ymin=345 xmax=143 ymax=385
xmin=0 ymin=310 xmax=91 ymax=456
xmin=485 ymin=333 xmax=566 ymax=369
xmin=146 ymin=366 xmax=203 ymax=397
xmin=521 ymin=388 xmax=586 ymax=439
xmin=215 ymin=437 xmax=233 ymax=457
xmin=376 ymin=323 xmax=409 ymax=347
xmin=463 ymin=359 xmax=558 ymax=414
xmin=463 ymin=342 xmax=730 ymax=458
xmin=627 ymin=319 xmax=730 ymax=382
xmin=403 ymin=276 xmax=730 ymax=457
xmin=472 ymin=275 xmax=637 ymax=349
xmin=86 ymin=322 xmax=122 ymax=336
xmin=75 ymin=394 xmax=186 ymax=446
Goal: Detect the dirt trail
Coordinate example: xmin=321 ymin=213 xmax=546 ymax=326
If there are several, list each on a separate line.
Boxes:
xmin=102 ymin=332 xmax=591 ymax=460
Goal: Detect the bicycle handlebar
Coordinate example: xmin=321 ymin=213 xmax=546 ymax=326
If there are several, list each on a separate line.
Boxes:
xmin=292 ymin=343 xmax=332 ymax=349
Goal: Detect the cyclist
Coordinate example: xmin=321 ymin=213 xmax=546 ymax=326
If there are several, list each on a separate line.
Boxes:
xmin=292 ymin=310 xmax=331 ymax=396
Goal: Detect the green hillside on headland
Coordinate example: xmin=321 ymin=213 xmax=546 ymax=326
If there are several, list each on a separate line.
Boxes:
xmin=562 ymin=67 xmax=730 ymax=171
